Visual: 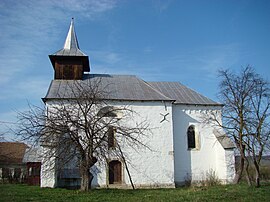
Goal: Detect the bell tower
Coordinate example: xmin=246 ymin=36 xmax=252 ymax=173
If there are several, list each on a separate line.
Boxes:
xmin=49 ymin=18 xmax=90 ymax=80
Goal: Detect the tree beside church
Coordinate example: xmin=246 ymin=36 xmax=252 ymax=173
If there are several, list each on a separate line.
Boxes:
xmin=37 ymin=19 xmax=235 ymax=189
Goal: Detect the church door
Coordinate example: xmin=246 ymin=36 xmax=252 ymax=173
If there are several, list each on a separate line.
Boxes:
xmin=109 ymin=160 xmax=122 ymax=184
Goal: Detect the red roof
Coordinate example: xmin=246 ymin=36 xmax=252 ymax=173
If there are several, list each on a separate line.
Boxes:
xmin=0 ymin=142 xmax=29 ymax=165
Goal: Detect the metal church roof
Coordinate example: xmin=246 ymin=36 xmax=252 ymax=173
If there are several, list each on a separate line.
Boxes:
xmin=44 ymin=74 xmax=173 ymax=102
xmin=51 ymin=18 xmax=86 ymax=57
xmin=63 ymin=18 xmax=80 ymax=50
xmin=22 ymin=147 xmax=42 ymax=163
xmin=213 ymin=129 xmax=235 ymax=149
xmin=44 ymin=74 xmax=221 ymax=106
xmin=149 ymin=82 xmax=221 ymax=105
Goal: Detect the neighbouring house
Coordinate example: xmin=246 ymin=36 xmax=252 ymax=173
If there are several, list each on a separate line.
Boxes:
xmin=22 ymin=148 xmax=42 ymax=185
xmin=41 ymin=19 xmax=235 ymax=189
xmin=0 ymin=142 xmax=28 ymax=183
xmin=0 ymin=142 xmax=42 ymax=185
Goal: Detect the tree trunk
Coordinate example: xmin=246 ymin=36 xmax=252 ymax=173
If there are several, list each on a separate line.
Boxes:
xmin=244 ymin=159 xmax=252 ymax=186
xmin=234 ymin=156 xmax=244 ymax=184
xmin=254 ymin=161 xmax=261 ymax=187
xmin=80 ymin=160 xmax=94 ymax=191
xmin=255 ymin=172 xmax=260 ymax=188
xmin=80 ymin=167 xmax=91 ymax=191
xmin=80 ymin=157 xmax=97 ymax=191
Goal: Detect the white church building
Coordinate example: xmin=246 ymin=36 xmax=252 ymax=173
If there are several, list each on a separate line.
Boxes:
xmin=41 ymin=19 xmax=235 ymax=188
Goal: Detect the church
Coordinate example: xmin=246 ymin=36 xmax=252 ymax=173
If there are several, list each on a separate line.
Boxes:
xmin=41 ymin=19 xmax=235 ymax=188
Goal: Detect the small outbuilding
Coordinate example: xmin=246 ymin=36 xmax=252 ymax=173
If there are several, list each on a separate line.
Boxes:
xmin=23 ymin=147 xmax=42 ymax=185
xmin=0 ymin=142 xmax=28 ymax=183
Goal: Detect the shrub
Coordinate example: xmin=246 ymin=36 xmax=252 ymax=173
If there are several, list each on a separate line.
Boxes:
xmin=204 ymin=169 xmax=221 ymax=186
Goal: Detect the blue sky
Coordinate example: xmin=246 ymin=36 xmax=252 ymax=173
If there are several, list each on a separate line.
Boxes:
xmin=1 ymin=0 xmax=270 ymax=140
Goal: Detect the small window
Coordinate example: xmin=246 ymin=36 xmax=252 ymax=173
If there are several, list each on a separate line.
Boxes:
xmin=108 ymin=127 xmax=116 ymax=149
xmin=187 ymin=125 xmax=196 ymax=149
xmin=28 ymin=167 xmax=32 ymax=176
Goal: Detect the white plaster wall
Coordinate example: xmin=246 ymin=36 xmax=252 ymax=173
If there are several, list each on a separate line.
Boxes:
xmin=93 ymin=101 xmax=175 ymax=188
xmin=42 ymin=100 xmax=175 ymax=188
xmin=215 ymin=142 xmax=227 ymax=180
xmin=40 ymin=147 xmax=57 ymax=188
xmin=224 ymin=149 xmax=236 ymax=183
xmin=173 ymin=105 xmax=235 ymax=184
xmin=42 ymin=100 xmax=235 ymax=188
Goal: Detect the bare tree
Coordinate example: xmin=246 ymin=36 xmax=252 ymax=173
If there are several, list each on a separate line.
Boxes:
xmin=17 ymin=78 xmax=149 ymax=191
xmin=208 ymin=66 xmax=269 ymax=186
xmin=0 ymin=132 xmax=4 ymax=141
xmin=244 ymin=75 xmax=270 ymax=187
xmin=0 ymin=122 xmax=13 ymax=142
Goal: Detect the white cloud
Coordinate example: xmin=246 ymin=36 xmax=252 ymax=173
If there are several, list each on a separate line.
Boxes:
xmin=87 ymin=42 xmax=242 ymax=85
xmin=0 ymin=0 xmax=119 ymax=96
xmin=0 ymin=0 xmax=118 ymax=83
xmin=197 ymin=44 xmax=241 ymax=77
xmin=53 ymin=0 xmax=118 ymax=14
xmin=0 ymin=77 xmax=51 ymax=101
xmin=166 ymin=43 xmax=241 ymax=81
xmin=152 ymin=0 xmax=174 ymax=13
xmin=143 ymin=46 xmax=153 ymax=53
xmin=0 ymin=0 xmax=119 ymax=135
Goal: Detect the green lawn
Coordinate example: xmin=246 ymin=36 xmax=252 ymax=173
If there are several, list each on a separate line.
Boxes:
xmin=0 ymin=183 xmax=269 ymax=202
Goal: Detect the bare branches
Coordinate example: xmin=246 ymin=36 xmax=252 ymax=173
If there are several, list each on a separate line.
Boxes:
xmin=17 ymin=104 xmax=46 ymax=145
xmin=217 ymin=66 xmax=270 ymax=186
xmin=16 ymin=78 xmax=150 ymax=191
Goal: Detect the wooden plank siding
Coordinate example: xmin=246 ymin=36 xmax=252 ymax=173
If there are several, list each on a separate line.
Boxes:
xmin=55 ymin=60 xmax=83 ymax=80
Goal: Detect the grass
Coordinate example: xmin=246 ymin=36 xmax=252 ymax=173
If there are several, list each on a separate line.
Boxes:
xmin=0 ymin=183 xmax=269 ymax=202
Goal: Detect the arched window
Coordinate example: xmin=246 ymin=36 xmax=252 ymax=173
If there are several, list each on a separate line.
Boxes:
xmin=187 ymin=125 xmax=196 ymax=149
xmin=97 ymin=106 xmax=123 ymax=119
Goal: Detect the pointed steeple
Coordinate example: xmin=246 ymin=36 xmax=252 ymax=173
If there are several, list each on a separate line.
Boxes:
xmin=63 ymin=18 xmax=80 ymax=50
xmin=49 ymin=18 xmax=90 ymax=80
